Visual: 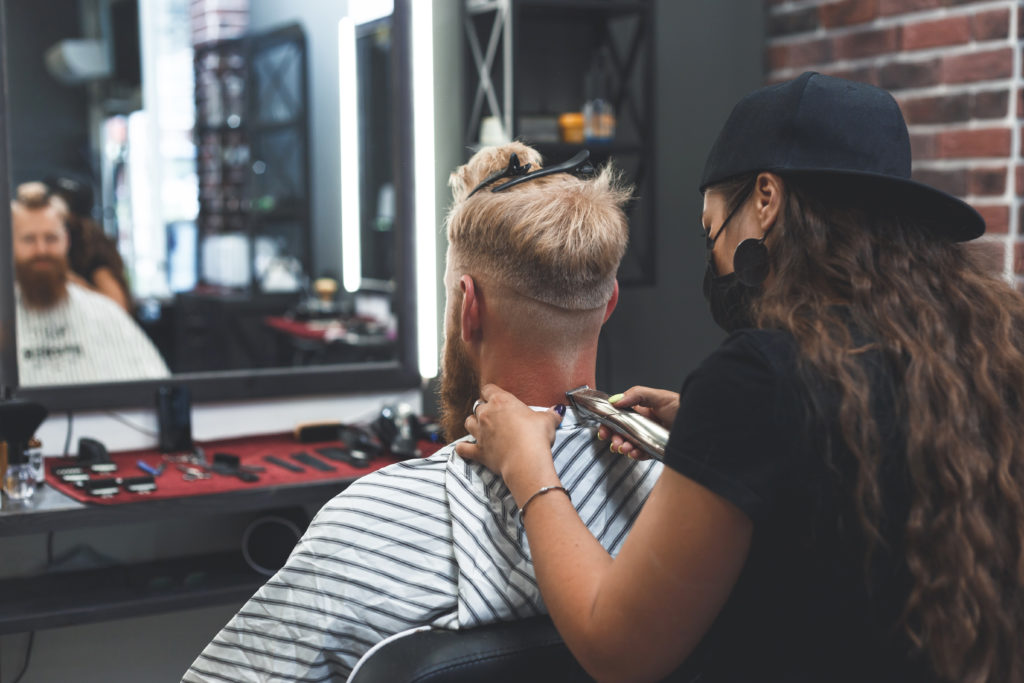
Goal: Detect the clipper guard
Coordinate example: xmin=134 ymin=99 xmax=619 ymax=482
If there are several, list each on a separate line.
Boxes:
xmin=565 ymin=386 xmax=669 ymax=461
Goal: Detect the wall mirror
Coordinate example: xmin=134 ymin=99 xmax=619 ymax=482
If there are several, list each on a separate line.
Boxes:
xmin=0 ymin=0 xmax=419 ymax=409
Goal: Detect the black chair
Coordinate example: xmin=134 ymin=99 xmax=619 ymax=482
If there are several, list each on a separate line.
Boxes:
xmin=348 ymin=615 xmax=596 ymax=683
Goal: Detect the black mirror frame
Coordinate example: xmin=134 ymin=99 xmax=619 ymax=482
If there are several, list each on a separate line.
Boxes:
xmin=0 ymin=0 xmax=421 ymax=411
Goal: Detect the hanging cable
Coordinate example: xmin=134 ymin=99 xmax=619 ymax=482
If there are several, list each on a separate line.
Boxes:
xmin=9 ymin=631 xmax=34 ymax=683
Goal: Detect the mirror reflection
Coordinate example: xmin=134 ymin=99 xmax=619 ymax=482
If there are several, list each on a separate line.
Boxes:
xmin=5 ymin=0 xmax=399 ymax=386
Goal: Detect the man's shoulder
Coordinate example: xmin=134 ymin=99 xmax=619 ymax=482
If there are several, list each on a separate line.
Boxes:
xmin=67 ymin=282 xmax=123 ymax=313
xmin=343 ymin=447 xmax=455 ymax=490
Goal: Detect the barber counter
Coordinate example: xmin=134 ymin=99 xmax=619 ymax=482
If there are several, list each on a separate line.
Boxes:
xmin=0 ymin=431 xmax=434 ymax=636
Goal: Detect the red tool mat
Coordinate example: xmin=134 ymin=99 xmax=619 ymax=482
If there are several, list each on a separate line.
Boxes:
xmin=44 ymin=432 xmax=440 ymax=505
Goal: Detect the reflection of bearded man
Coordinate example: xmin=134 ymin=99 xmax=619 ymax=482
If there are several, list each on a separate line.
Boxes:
xmin=11 ymin=182 xmax=72 ymax=310
xmin=16 ymin=254 xmax=69 ymax=310
xmin=439 ymin=287 xmax=480 ymax=441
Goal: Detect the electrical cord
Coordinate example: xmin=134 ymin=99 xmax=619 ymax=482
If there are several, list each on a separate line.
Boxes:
xmin=103 ymin=411 xmax=158 ymax=438
xmin=62 ymin=411 xmax=73 ymax=457
xmin=9 ymin=631 xmax=33 ymax=683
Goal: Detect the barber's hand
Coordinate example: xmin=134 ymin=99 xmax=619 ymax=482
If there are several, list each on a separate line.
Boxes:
xmin=598 ymin=386 xmax=679 ymax=460
xmin=455 ymin=384 xmax=563 ymax=499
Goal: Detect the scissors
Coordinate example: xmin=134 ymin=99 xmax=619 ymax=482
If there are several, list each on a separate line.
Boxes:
xmin=178 ymin=464 xmax=211 ymax=481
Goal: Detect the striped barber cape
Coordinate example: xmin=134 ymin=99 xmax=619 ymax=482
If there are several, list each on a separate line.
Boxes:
xmin=183 ymin=408 xmax=662 ymax=682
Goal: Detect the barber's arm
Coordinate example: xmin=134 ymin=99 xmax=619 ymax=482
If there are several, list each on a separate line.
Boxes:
xmin=457 ymin=384 xmax=751 ymax=682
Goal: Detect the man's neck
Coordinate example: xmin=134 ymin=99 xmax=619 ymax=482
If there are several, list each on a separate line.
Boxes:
xmin=478 ymin=343 xmax=597 ymax=408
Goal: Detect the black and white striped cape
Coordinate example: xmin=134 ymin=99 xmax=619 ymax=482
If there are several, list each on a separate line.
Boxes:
xmin=183 ymin=409 xmax=662 ymax=682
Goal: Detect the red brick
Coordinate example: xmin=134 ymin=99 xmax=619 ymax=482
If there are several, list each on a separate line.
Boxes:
xmin=879 ymin=0 xmax=942 ymax=16
xmin=972 ymin=8 xmax=1010 ymax=41
xmin=1018 ymin=165 xmax=1024 ymax=196
xmin=937 ymin=128 xmax=1011 ymax=158
xmin=899 ymin=93 xmax=969 ymax=124
xmin=766 ymin=44 xmax=789 ymax=72
xmin=821 ymin=65 xmax=879 ymax=86
xmin=964 ymin=240 xmax=1005 ymax=273
xmin=910 ymin=133 xmax=938 ymax=159
xmin=1014 ymin=241 xmax=1024 ymax=274
xmin=902 ymin=16 xmax=970 ymax=51
xmin=767 ymin=38 xmax=833 ymax=70
xmin=1019 ymin=88 xmax=1023 ymax=118
xmin=820 ymin=0 xmax=879 ymax=28
xmin=878 ymin=59 xmax=940 ymax=90
xmin=971 ymin=89 xmax=1009 ymax=119
xmin=941 ymin=48 xmax=1013 ymax=84
xmin=767 ymin=7 xmax=819 ymax=37
xmin=974 ymin=206 xmax=1009 ymax=235
xmin=911 ymin=167 xmax=966 ymax=195
xmin=834 ymin=27 xmax=900 ymax=60
xmin=967 ymin=167 xmax=1007 ymax=195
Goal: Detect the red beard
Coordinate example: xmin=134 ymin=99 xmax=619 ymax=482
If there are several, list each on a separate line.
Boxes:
xmin=438 ymin=295 xmax=481 ymax=442
xmin=16 ymin=256 xmax=68 ymax=310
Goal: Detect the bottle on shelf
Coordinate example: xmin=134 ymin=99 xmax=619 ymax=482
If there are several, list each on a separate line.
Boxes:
xmin=583 ymin=48 xmax=615 ymax=144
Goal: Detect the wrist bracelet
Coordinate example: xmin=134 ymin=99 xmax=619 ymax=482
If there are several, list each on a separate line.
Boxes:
xmin=518 ymin=485 xmax=570 ymax=520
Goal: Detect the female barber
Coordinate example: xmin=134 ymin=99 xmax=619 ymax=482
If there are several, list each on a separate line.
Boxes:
xmin=456 ymin=72 xmax=1024 ymax=683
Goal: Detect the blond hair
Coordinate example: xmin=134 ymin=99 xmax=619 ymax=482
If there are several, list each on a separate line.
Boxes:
xmin=13 ymin=181 xmax=68 ymax=216
xmin=445 ymin=142 xmax=630 ymax=311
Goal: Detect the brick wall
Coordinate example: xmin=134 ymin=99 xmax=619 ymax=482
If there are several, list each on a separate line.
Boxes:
xmin=765 ymin=0 xmax=1021 ymax=281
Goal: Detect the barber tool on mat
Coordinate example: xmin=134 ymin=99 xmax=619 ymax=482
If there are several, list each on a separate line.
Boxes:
xmin=316 ymin=446 xmax=371 ymax=468
xmin=78 ymin=437 xmax=118 ymax=473
xmin=291 ymin=452 xmax=335 ymax=472
xmin=264 ymin=455 xmax=304 ymax=473
xmin=210 ymin=452 xmax=261 ymax=482
xmin=77 ymin=474 xmax=157 ymax=497
xmin=565 ymin=386 xmax=669 ymax=461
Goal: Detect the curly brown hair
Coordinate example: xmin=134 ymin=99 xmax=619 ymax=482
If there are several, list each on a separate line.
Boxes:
xmin=714 ymin=173 xmax=1024 ymax=683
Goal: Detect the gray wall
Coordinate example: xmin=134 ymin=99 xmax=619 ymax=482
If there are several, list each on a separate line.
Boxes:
xmin=601 ymin=0 xmax=764 ymax=393
xmin=5 ymin=0 xmax=92 ymax=186
xmin=429 ymin=0 xmax=765 ymax=395
xmin=249 ymin=0 xmax=349 ymax=281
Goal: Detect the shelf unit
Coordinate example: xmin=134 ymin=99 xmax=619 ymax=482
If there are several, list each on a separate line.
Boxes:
xmin=192 ymin=23 xmax=311 ymax=291
xmin=464 ymin=0 xmax=656 ymax=285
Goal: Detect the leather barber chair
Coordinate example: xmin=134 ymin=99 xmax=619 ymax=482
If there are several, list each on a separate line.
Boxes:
xmin=348 ymin=615 xmax=595 ymax=682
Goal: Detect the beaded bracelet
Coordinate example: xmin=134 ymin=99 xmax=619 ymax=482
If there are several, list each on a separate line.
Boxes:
xmin=518 ymin=485 xmax=570 ymax=520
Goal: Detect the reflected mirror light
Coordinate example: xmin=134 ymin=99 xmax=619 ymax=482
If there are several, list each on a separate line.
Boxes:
xmin=412 ymin=0 xmax=437 ymax=379
xmin=339 ymin=16 xmax=360 ymax=294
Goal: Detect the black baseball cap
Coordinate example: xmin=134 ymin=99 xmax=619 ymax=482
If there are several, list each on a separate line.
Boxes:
xmin=700 ymin=71 xmax=984 ymax=241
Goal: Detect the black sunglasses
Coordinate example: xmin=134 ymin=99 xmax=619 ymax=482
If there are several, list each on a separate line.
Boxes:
xmin=467 ymin=149 xmax=597 ymax=198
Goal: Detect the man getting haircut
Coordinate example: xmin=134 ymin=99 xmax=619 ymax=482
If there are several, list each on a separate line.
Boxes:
xmin=183 ymin=142 xmax=659 ymax=682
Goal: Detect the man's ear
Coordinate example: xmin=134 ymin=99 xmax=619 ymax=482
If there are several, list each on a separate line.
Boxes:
xmin=459 ymin=274 xmax=481 ymax=343
xmin=602 ymin=279 xmax=619 ymax=324
xmin=754 ymin=172 xmax=783 ymax=233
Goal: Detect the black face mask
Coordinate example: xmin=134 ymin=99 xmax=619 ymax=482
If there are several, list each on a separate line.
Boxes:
xmin=701 ymin=188 xmax=771 ymax=333
xmin=702 ymin=269 xmax=756 ymax=333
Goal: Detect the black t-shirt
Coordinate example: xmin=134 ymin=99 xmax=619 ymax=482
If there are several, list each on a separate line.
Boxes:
xmin=662 ymin=329 xmax=935 ymax=683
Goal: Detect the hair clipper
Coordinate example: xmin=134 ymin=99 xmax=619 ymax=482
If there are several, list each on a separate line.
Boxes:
xmin=565 ymin=386 xmax=669 ymax=461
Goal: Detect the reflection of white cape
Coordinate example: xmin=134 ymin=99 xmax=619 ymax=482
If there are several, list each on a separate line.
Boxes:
xmin=16 ymin=282 xmax=169 ymax=386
